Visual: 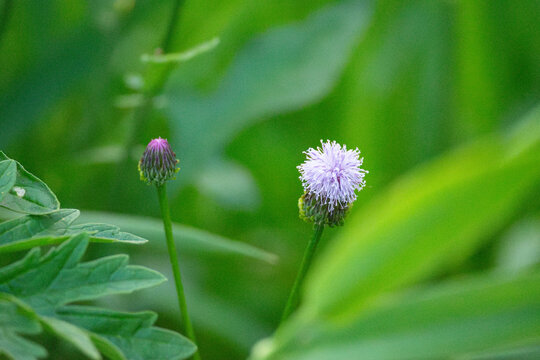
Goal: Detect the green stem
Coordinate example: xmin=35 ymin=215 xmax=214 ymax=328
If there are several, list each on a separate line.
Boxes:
xmin=156 ymin=184 xmax=201 ymax=360
xmin=281 ymin=223 xmax=324 ymax=323
xmin=112 ymin=0 xmax=185 ymax=209
xmin=161 ymin=0 xmax=185 ymax=52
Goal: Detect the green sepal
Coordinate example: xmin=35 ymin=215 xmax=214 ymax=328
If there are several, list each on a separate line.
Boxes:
xmin=298 ymin=192 xmax=351 ymax=227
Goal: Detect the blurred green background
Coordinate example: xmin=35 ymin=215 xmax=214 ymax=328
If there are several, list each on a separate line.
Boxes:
xmin=1 ymin=0 xmax=540 ymax=359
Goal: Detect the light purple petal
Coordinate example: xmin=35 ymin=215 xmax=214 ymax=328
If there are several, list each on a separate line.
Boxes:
xmin=297 ymin=140 xmax=368 ymax=212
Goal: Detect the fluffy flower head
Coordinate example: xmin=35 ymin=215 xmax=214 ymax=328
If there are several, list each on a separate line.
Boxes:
xmin=138 ymin=137 xmax=179 ymax=186
xmin=298 ymin=140 xmax=367 ymax=213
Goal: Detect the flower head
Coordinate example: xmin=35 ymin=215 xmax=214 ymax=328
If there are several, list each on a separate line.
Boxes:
xmin=138 ymin=137 xmax=179 ymax=186
xmin=297 ymin=140 xmax=367 ymax=226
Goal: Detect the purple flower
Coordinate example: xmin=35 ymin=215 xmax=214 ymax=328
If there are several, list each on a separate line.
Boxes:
xmin=138 ymin=137 xmax=179 ymax=186
xmin=297 ymin=140 xmax=367 ymax=225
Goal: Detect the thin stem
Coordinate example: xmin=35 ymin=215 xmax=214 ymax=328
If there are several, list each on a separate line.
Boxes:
xmin=281 ymin=223 xmax=325 ymax=323
xmin=161 ymin=0 xmax=185 ymax=52
xmin=112 ymin=0 xmax=186 ymax=209
xmin=156 ymin=184 xmax=201 ymax=360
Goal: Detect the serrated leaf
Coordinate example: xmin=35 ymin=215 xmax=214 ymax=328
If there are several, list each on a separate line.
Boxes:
xmin=0 ymin=234 xmax=194 ymax=359
xmin=0 ymin=209 xmax=146 ymax=254
xmin=67 ymin=223 xmax=146 ymax=243
xmin=0 ymin=234 xmax=164 ymax=311
xmin=0 ymin=209 xmax=78 ymax=253
xmin=253 ymin=272 xmax=540 ymax=360
xmin=0 ymin=295 xmax=46 ymax=360
xmin=58 ymin=306 xmax=197 ymax=360
xmin=0 ymin=160 xmax=17 ymax=202
xmin=41 ymin=317 xmax=100 ymax=360
xmin=78 ymin=211 xmax=278 ymax=264
xmin=89 ymin=333 xmax=126 ymax=360
xmin=0 ymin=152 xmax=59 ymax=215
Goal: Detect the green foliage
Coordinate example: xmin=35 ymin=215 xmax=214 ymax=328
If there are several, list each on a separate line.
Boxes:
xmin=0 ymin=155 xmax=199 ymax=359
xmin=2 ymin=0 xmax=540 ymax=359
xmin=253 ymin=272 xmax=540 ymax=360
xmin=306 ymin=109 xmax=540 ymax=319
xmin=0 ymin=295 xmax=46 ymax=360
xmin=0 ymin=145 xmax=276 ymax=359
xmin=250 ymin=107 xmax=540 ymax=359
xmin=0 ymin=234 xmax=196 ymax=360
xmin=57 ymin=306 xmax=196 ymax=360
xmin=0 ymin=160 xmax=17 ymax=201
xmin=166 ymin=0 xmax=372 ymax=188
xmin=0 ymin=152 xmax=59 ymax=215
xmin=0 ymin=152 xmax=276 ymax=261
xmin=0 ymin=209 xmax=147 ymax=254
xmin=78 ymin=211 xmax=278 ymax=264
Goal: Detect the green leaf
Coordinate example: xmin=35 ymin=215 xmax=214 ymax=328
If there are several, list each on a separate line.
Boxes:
xmin=0 ymin=160 xmax=17 ymax=202
xmin=67 ymin=223 xmax=148 ymax=243
xmin=304 ymin=106 xmax=540 ymax=321
xmin=495 ymin=216 xmax=540 ymax=275
xmin=251 ymin=106 xmax=540 ymax=359
xmin=0 ymin=152 xmax=59 ymax=215
xmin=196 ymin=160 xmax=261 ymax=210
xmin=0 ymin=234 xmax=195 ymax=359
xmin=58 ymin=306 xmax=197 ymax=360
xmin=41 ymin=317 xmax=100 ymax=360
xmin=0 ymin=234 xmax=163 ymax=311
xmin=465 ymin=345 xmax=540 ymax=360
xmin=0 ymin=209 xmax=146 ymax=254
xmin=166 ymin=0 xmax=373 ymax=187
xmin=252 ymin=272 xmax=540 ymax=360
xmin=78 ymin=211 xmax=278 ymax=264
xmin=88 ymin=333 xmax=126 ymax=360
xmin=0 ymin=294 xmax=47 ymax=360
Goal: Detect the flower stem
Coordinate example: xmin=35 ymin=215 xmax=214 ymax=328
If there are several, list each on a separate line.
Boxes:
xmin=281 ymin=223 xmax=324 ymax=323
xmin=156 ymin=183 xmax=201 ymax=360
xmin=112 ymin=0 xmax=186 ymax=210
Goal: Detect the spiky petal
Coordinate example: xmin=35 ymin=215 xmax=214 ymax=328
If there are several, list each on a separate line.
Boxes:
xmin=297 ymin=140 xmax=367 ymax=226
xmin=138 ymin=137 xmax=179 ymax=186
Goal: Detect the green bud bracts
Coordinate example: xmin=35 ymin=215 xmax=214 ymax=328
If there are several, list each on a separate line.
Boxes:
xmin=139 ymin=137 xmax=179 ymax=186
xmin=298 ymin=192 xmax=351 ymax=227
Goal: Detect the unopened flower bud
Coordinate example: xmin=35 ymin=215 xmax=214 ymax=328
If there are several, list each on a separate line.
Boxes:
xmin=138 ymin=137 xmax=179 ymax=186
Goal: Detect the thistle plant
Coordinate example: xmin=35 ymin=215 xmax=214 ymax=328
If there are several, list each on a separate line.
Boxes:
xmin=281 ymin=140 xmax=368 ymax=322
xmin=139 ymin=138 xmax=200 ymax=360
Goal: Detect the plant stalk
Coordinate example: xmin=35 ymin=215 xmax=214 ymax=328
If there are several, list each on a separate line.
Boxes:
xmin=161 ymin=0 xmax=185 ymax=52
xmin=156 ymin=183 xmax=201 ymax=360
xmin=112 ymin=0 xmax=185 ymax=209
xmin=281 ymin=223 xmax=324 ymax=323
